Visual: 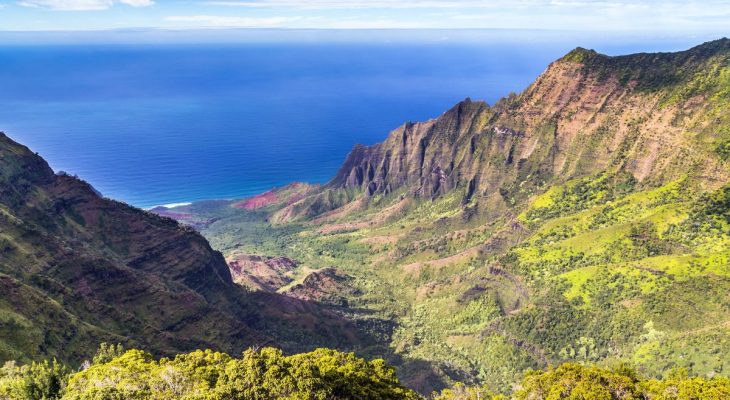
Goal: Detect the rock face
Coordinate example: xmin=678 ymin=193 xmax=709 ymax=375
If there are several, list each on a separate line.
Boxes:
xmin=227 ymin=254 xmax=297 ymax=292
xmin=286 ymin=268 xmax=361 ymax=307
xmin=0 ymin=133 xmax=362 ymax=364
xmin=293 ymin=39 xmax=729 ymax=218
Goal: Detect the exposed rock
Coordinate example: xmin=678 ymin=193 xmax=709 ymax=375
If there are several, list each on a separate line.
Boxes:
xmin=227 ymin=254 xmax=297 ymax=292
xmin=234 ymin=190 xmax=279 ymax=210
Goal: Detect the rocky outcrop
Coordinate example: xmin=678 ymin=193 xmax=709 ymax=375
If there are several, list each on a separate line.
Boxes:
xmin=330 ymin=99 xmax=490 ymax=199
xmin=227 ymin=254 xmax=297 ymax=292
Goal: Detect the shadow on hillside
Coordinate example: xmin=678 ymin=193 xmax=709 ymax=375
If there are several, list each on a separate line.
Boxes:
xmin=247 ymin=290 xmax=452 ymax=395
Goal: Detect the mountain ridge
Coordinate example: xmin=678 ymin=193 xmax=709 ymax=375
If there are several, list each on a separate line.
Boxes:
xmin=266 ymin=38 xmax=729 ymax=223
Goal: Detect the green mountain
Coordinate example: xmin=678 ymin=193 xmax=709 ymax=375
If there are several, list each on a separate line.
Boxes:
xmin=156 ymin=39 xmax=730 ymax=393
xmin=0 ymin=133 xmax=372 ymax=366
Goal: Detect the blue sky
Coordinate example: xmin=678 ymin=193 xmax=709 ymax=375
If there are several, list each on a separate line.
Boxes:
xmin=0 ymin=0 xmax=729 ymax=32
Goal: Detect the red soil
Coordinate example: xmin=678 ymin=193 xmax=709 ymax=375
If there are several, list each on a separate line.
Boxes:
xmin=233 ymin=190 xmax=278 ymax=210
xmin=232 ymin=183 xmax=313 ymax=210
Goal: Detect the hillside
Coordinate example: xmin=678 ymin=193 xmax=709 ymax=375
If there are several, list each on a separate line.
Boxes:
xmin=0 ymin=133 xmax=370 ymax=366
xmin=163 ymin=39 xmax=730 ymax=393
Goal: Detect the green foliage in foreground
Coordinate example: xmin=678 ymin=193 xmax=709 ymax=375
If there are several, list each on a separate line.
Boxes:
xmin=3 ymin=345 xmax=730 ymax=400
xmin=435 ymin=363 xmax=730 ymax=400
xmin=0 ymin=345 xmax=418 ymax=400
xmin=0 ymin=359 xmax=69 ymax=400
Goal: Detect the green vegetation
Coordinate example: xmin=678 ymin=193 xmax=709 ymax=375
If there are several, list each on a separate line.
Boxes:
xmin=4 ymin=346 xmax=729 ymax=400
xmin=1 ymin=345 xmax=419 ymax=400
xmin=513 ymin=363 xmax=730 ymax=400
xmin=177 ymin=173 xmax=730 ymax=393
xmin=0 ymin=359 xmax=69 ymax=400
xmin=435 ymin=363 xmax=730 ymax=399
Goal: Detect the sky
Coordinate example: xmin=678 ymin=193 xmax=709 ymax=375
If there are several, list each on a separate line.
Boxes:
xmin=0 ymin=0 xmax=729 ymax=33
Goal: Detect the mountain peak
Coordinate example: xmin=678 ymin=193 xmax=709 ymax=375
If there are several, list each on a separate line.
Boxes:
xmin=0 ymin=131 xmax=55 ymax=186
xmin=544 ymin=37 xmax=730 ymax=95
xmin=560 ymin=46 xmax=603 ymax=63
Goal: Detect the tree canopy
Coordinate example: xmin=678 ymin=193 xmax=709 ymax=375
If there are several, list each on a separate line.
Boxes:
xmin=2 ymin=346 xmax=729 ymax=400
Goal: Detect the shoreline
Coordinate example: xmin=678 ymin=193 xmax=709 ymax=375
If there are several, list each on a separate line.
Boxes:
xmin=147 ymin=202 xmax=193 ymax=210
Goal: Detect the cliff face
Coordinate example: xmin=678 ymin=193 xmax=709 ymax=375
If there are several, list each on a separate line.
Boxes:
xmin=325 ymin=39 xmax=730 ymax=209
xmin=0 ymin=133 xmax=364 ymax=364
xmin=331 ymin=99 xmax=490 ymax=199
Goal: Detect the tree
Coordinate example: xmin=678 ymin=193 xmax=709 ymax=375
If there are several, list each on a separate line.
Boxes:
xmin=91 ymin=343 xmax=125 ymax=365
xmin=0 ymin=359 xmax=70 ymax=400
xmin=514 ymin=363 xmax=641 ymax=400
xmin=432 ymin=382 xmax=501 ymax=400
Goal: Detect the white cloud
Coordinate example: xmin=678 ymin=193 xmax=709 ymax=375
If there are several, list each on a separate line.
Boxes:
xmin=203 ymin=0 xmax=512 ymax=9
xmin=318 ymin=18 xmax=431 ymax=29
xmin=119 ymin=0 xmax=153 ymax=6
xmin=9 ymin=0 xmax=730 ymax=31
xmin=18 ymin=0 xmax=153 ymax=10
xmin=200 ymin=0 xmax=665 ymax=10
xmin=164 ymin=15 xmax=303 ymax=28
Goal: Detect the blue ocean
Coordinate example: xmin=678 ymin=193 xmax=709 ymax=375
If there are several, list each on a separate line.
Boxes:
xmin=0 ymin=37 xmax=704 ymax=208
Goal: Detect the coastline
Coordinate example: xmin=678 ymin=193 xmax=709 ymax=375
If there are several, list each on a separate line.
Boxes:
xmin=147 ymin=202 xmax=193 ymax=210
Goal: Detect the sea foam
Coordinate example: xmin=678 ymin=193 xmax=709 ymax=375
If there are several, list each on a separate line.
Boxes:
xmin=160 ymin=202 xmax=192 ymax=209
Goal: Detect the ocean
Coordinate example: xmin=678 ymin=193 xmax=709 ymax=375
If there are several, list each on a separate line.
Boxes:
xmin=0 ymin=37 xmax=706 ymax=208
